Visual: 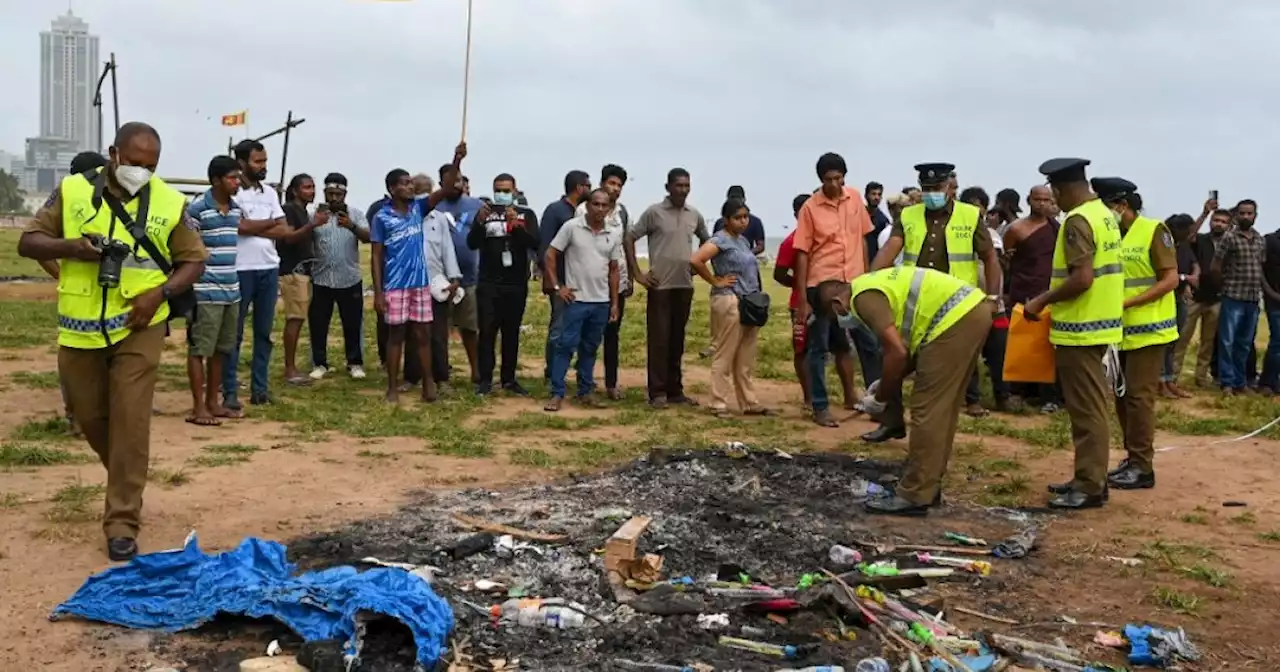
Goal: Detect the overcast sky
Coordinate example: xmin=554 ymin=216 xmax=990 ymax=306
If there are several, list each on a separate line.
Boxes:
xmin=2 ymin=0 xmax=1277 ymax=239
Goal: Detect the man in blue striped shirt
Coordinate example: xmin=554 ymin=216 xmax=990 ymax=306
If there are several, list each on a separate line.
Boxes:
xmin=185 ymin=156 xmax=245 ymax=425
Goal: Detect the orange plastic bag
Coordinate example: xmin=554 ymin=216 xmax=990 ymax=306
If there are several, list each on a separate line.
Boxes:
xmin=1003 ymin=304 xmax=1056 ymax=383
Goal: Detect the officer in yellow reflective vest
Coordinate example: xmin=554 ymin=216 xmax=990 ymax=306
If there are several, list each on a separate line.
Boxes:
xmin=18 ymin=122 xmax=207 ymax=561
xmin=1024 ymin=158 xmax=1124 ymax=510
xmin=1092 ymin=177 xmax=1178 ymax=490
xmin=840 ymin=267 xmax=990 ymax=516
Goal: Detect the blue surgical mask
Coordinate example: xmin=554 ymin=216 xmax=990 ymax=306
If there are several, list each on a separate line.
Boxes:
xmin=922 ymin=191 xmax=948 ymax=210
xmin=493 ymin=191 xmax=515 ymax=207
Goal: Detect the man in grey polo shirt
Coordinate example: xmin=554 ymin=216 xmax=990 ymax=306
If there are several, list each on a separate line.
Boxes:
xmin=626 ymin=167 xmax=710 ymax=409
xmin=543 ymin=189 xmax=621 ymax=412
xmin=308 ymin=173 xmax=371 ymax=380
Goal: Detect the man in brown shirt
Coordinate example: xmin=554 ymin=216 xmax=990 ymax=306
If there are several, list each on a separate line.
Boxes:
xmin=626 ymin=168 xmax=710 ymax=408
xmin=18 ymin=122 xmax=207 ymax=561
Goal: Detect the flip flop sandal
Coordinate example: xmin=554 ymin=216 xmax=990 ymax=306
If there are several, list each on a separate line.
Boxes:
xmin=185 ymin=415 xmax=222 ymax=427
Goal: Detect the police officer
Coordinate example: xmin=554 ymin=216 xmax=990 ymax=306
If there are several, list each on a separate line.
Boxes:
xmin=1092 ymin=177 xmax=1178 ymax=490
xmin=866 ymin=162 xmax=1001 ymax=442
xmin=1024 ymin=158 xmax=1124 ymax=510
xmin=18 ymin=122 xmax=207 ymax=561
xmin=839 ymin=267 xmax=990 ymax=516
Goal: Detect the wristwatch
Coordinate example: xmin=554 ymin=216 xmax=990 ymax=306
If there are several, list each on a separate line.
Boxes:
xmin=161 ymin=286 xmax=172 ymax=300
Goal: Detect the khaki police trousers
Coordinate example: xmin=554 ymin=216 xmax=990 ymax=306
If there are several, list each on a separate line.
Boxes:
xmin=58 ymin=324 xmax=165 ymax=540
xmin=1117 ymin=344 xmax=1163 ymax=473
xmin=896 ymin=305 xmax=990 ymax=505
xmin=1056 ymin=344 xmax=1111 ymax=497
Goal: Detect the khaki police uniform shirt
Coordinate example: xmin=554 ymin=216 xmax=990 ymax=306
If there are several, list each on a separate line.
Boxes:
xmin=853 ymin=291 xmax=897 ymax=338
xmin=1063 ymin=217 xmax=1176 ymax=274
xmin=889 ymin=205 xmax=994 ymax=274
xmin=27 ymin=179 xmax=207 ymax=265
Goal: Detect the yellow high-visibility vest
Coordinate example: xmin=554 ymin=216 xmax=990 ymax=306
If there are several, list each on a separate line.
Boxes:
xmin=850 ymin=266 xmax=984 ymax=354
xmin=900 ymin=201 xmax=981 ymax=286
xmin=1047 ymin=198 xmax=1124 ymax=346
xmin=57 ymin=169 xmax=185 ymax=349
xmin=1119 ymin=215 xmax=1178 ymax=351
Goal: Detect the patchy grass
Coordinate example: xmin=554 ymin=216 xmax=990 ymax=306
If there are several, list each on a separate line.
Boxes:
xmin=355 ymin=450 xmax=397 ymax=461
xmin=959 ymin=415 xmax=1071 ymax=453
xmin=1151 ymin=586 xmax=1201 ymax=615
xmin=1229 ymin=512 xmax=1257 ymax=526
xmin=10 ymin=416 xmax=76 ymax=443
xmin=188 ymin=443 xmax=260 ymax=468
xmin=10 ymin=370 xmax=60 ymax=390
xmin=46 ymin=481 xmax=105 ymax=524
xmin=0 ymin=301 xmax=60 ymax=349
xmin=1180 ymin=512 xmax=1209 ymax=525
xmin=0 ymin=492 xmax=28 ymax=509
xmin=1182 ymin=564 xmax=1233 ymax=588
xmin=0 ymin=442 xmax=94 ymax=467
xmin=148 ymin=468 xmax=191 ymax=488
xmin=1139 ymin=539 xmax=1219 ymax=568
xmin=508 ymin=448 xmax=555 ymax=468
xmin=1256 ymin=531 xmax=1280 ymax=543
xmin=976 ymin=474 xmax=1032 ymax=507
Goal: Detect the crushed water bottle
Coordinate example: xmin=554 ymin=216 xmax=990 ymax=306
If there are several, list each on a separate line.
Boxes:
xmin=854 ymin=658 xmax=890 ymax=672
xmin=828 ymin=544 xmax=862 ymax=567
xmin=849 ymin=478 xmax=886 ymax=501
xmin=500 ymin=598 xmax=589 ymax=629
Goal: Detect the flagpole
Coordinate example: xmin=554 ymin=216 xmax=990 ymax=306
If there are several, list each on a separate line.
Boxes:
xmin=461 ymin=0 xmax=473 ymax=142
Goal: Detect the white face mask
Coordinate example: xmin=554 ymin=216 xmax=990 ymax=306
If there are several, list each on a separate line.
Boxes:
xmin=114 ymin=165 xmax=152 ymax=195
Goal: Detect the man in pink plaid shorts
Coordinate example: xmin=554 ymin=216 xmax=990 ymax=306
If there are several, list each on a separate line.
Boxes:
xmin=372 ymin=168 xmax=440 ymax=403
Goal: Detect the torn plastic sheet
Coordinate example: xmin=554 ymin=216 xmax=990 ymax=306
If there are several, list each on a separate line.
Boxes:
xmin=50 ymin=533 xmax=453 ymax=670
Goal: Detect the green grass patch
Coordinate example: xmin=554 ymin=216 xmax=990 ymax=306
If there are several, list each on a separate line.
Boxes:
xmin=959 ymin=415 xmax=1071 ymax=452
xmin=0 ymin=442 xmax=94 ymax=467
xmin=508 ymin=447 xmax=555 ymax=468
xmin=0 ymin=301 xmax=59 ymax=349
xmin=10 ymin=371 xmax=60 ymax=390
xmin=1179 ymin=513 xmax=1209 ymax=525
xmin=1151 ymin=586 xmax=1201 ymax=614
xmin=480 ymin=412 xmax=609 ymax=434
xmin=46 ymin=481 xmax=105 ymax=523
xmin=1256 ymin=531 xmax=1280 ymax=543
xmin=1181 ymin=564 xmax=1232 ymax=588
xmin=976 ymin=474 xmax=1031 ymax=507
xmin=188 ymin=443 xmax=260 ymax=468
xmin=1229 ymin=512 xmax=1257 ymax=526
xmin=148 ymin=468 xmax=191 ymax=487
xmin=355 ymin=450 xmax=397 ymax=460
xmin=1139 ymin=539 xmax=1219 ymax=569
xmin=0 ymin=492 xmax=28 ymax=509
xmin=11 ymin=416 xmax=75 ymax=443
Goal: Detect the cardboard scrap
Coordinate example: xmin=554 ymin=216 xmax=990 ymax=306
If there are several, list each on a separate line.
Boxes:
xmin=451 ymin=514 xmax=566 ymax=543
xmin=604 ymin=515 xmax=652 ymax=571
xmin=619 ymin=553 xmax=664 ymax=583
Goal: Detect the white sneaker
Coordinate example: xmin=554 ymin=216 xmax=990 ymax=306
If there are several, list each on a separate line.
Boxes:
xmin=309 ymin=366 xmax=328 ymax=380
xmin=349 ymin=366 xmax=367 ymax=380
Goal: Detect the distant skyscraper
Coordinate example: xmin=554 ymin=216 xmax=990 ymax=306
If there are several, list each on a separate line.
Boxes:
xmin=40 ymin=10 xmax=100 ymax=152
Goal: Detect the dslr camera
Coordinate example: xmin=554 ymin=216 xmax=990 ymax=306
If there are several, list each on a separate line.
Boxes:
xmin=86 ymin=234 xmax=134 ymax=289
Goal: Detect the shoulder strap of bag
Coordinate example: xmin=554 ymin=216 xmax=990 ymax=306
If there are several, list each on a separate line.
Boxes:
xmin=87 ymin=171 xmax=171 ymax=274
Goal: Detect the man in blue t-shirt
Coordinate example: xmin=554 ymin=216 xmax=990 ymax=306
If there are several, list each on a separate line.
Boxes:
xmin=371 ymin=169 xmax=438 ymax=404
xmin=430 ymin=163 xmax=484 ymax=389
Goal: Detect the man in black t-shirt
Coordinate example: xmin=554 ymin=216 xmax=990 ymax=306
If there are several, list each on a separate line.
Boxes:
xmin=279 ymin=174 xmax=321 ymax=385
xmin=1173 ymin=208 xmax=1229 ymax=387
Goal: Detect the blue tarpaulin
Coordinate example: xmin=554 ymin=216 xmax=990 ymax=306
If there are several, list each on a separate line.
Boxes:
xmin=51 ymin=535 xmax=453 ymax=668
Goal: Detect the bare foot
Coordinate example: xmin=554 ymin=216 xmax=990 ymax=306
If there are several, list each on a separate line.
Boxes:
xmin=210 ymin=405 xmax=244 ymax=420
xmin=185 ymin=412 xmax=221 ymax=426
xmin=398 ymin=381 xmax=415 ymax=393
xmin=422 ymin=384 xmax=438 ymax=403
xmin=385 ymin=390 xmax=400 ymax=404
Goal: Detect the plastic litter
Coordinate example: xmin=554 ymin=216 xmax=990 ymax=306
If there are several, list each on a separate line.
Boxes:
xmin=854 ymin=657 xmax=891 ymax=672
xmin=265 ymin=639 xmax=282 ymax=657
xmin=992 ymin=528 xmax=1037 ymax=559
xmin=943 ymin=532 xmax=986 ymax=547
xmin=781 ymin=667 xmax=846 ymax=672
xmin=696 ymin=613 xmax=729 ymax=630
xmin=717 ymin=636 xmax=808 ymax=659
xmin=613 ymin=659 xmax=694 ymax=672
xmin=850 ymin=479 xmax=887 ymax=500
xmin=495 ymin=534 xmax=544 ymax=559
xmin=829 ymin=545 xmax=863 ymax=566
xmin=1093 ymin=630 xmax=1126 ymax=648
xmin=499 ymin=597 xmax=592 ymax=629
xmin=51 ymin=534 xmax=453 ymax=670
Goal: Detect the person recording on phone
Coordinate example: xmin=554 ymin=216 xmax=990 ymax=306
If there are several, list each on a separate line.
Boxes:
xmin=18 ymin=122 xmax=207 ymax=561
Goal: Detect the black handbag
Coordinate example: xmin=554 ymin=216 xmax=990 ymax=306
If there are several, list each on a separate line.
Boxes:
xmin=737 ymin=262 xmax=770 ymax=327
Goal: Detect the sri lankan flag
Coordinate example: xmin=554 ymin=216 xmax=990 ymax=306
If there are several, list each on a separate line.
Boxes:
xmin=220 ymin=111 xmax=247 ymax=127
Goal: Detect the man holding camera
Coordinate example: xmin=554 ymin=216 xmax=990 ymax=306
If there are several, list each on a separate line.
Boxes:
xmin=19 ymin=122 xmax=207 ymax=561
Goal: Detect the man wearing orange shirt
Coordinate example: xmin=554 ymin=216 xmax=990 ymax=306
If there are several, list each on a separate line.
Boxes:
xmin=793 ymin=152 xmax=875 ymax=427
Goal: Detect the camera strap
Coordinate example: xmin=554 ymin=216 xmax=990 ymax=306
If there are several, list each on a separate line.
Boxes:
xmin=87 ymin=171 xmax=171 ymax=275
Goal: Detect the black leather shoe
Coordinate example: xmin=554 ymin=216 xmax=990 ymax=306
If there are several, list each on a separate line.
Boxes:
xmin=501 ymin=382 xmax=530 ymax=397
xmin=1107 ymin=458 xmax=1131 ymax=478
xmin=865 ymin=494 xmax=930 ymax=517
xmin=474 ymin=383 xmax=494 ymax=396
xmin=1108 ymin=466 xmax=1155 ymax=490
xmin=1047 ymin=489 xmax=1106 ymax=510
xmin=931 ymin=491 xmax=943 ymax=507
xmin=1048 ymin=481 xmax=1109 ymax=500
xmin=862 ymin=424 xmax=906 ymax=443
xmin=108 ymin=537 xmax=138 ymax=562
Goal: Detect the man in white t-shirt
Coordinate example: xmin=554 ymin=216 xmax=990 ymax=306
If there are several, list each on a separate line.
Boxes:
xmin=575 ymin=164 xmax=632 ymax=398
xmin=222 ymin=140 xmax=287 ymax=409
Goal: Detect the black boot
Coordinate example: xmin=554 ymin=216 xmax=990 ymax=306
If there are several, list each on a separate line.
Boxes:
xmin=1107 ymin=458 xmax=1131 ymax=478
xmin=1048 ymin=481 xmax=1109 ymax=500
xmin=862 ymin=424 xmax=906 ymax=443
xmin=1047 ymin=488 xmax=1107 ymax=510
xmin=1108 ymin=465 xmax=1155 ymax=490
xmin=108 ymin=537 xmax=138 ymax=562
xmin=865 ymin=493 xmax=930 ymax=517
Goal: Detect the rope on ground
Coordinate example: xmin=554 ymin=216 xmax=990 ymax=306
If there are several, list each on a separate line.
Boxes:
xmin=1155 ymin=413 xmax=1280 ymax=453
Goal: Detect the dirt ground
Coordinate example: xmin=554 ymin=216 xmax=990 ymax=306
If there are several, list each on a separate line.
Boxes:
xmin=0 ymin=285 xmax=1278 ymax=670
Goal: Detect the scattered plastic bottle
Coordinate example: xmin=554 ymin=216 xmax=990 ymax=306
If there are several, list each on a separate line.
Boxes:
xmin=499 ymin=598 xmax=589 ymax=629
xmin=854 ymin=658 xmax=890 ymax=672
xmin=849 ymin=479 xmax=886 ymax=500
xmin=828 ymin=545 xmax=863 ymax=566
xmin=778 ymin=667 xmax=845 ymax=672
